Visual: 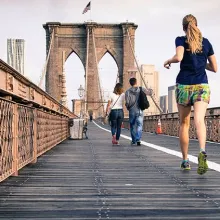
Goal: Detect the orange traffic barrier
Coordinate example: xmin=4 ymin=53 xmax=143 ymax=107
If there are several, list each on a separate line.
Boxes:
xmin=156 ymin=118 xmax=162 ymax=134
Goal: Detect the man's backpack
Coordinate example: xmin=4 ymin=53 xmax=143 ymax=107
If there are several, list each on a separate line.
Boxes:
xmin=138 ymin=87 xmax=150 ymax=110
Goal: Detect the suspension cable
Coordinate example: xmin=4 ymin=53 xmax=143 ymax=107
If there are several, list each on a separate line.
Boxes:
xmin=126 ymin=28 xmax=163 ymax=114
xmin=85 ymin=28 xmax=90 ymax=114
xmin=115 ymin=72 xmax=119 ymax=85
xmin=38 ymin=29 xmax=55 ymax=89
xmin=91 ymin=27 xmax=105 ymax=116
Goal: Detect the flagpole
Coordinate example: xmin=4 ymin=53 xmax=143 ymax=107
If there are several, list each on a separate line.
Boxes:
xmin=82 ymin=1 xmax=92 ymax=21
xmin=90 ymin=1 xmax=92 ymax=21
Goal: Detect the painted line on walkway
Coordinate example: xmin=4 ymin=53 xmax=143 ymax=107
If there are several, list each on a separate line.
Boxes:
xmin=123 ymin=127 xmax=220 ymax=145
xmin=153 ymin=132 xmax=220 ymax=145
xmin=93 ymin=121 xmax=220 ymax=173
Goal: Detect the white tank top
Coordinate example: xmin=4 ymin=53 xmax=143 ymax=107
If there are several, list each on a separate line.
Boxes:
xmin=110 ymin=93 xmax=125 ymax=109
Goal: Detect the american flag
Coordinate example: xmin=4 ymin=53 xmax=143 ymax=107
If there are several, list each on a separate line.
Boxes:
xmin=82 ymin=2 xmax=91 ymax=14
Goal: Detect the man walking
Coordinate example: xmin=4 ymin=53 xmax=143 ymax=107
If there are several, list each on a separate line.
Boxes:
xmin=125 ymin=77 xmax=151 ymax=146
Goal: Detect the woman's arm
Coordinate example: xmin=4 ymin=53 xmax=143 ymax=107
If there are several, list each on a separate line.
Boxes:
xmin=106 ymin=100 xmax=111 ymax=116
xmin=206 ymin=55 xmax=217 ymax=73
xmin=164 ymin=46 xmax=184 ymax=69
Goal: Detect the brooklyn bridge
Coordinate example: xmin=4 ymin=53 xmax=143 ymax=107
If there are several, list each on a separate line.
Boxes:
xmin=0 ymin=20 xmax=220 ymax=219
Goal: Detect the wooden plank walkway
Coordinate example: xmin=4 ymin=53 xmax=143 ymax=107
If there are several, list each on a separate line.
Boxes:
xmin=0 ymin=121 xmax=220 ymax=219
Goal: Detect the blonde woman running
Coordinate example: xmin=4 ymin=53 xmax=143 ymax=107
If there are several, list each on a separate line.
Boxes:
xmin=164 ymin=14 xmax=217 ymax=175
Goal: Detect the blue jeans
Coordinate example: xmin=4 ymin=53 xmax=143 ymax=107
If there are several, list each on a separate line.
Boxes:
xmin=129 ymin=110 xmax=144 ymax=143
xmin=110 ymin=109 xmax=124 ymax=140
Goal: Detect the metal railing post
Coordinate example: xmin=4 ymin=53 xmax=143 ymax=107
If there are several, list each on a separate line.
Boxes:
xmin=12 ymin=103 xmax=18 ymax=176
xmin=31 ymin=109 xmax=37 ymax=164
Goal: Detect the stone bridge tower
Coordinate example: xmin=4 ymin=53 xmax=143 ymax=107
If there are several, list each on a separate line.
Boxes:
xmin=43 ymin=22 xmax=137 ymax=118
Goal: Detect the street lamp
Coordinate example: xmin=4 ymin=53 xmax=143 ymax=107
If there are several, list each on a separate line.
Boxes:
xmin=78 ymin=85 xmax=85 ymax=118
xmin=78 ymin=85 xmax=85 ymax=98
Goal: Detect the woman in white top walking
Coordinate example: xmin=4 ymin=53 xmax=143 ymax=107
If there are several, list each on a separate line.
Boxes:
xmin=106 ymin=83 xmax=125 ymax=145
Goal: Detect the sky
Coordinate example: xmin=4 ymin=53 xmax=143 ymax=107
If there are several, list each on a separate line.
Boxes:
xmin=0 ymin=0 xmax=220 ymax=109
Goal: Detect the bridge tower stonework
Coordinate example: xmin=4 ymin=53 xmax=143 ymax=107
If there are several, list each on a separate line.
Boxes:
xmin=43 ymin=22 xmax=137 ymax=117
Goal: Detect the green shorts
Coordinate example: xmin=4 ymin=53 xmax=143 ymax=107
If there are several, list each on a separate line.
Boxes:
xmin=175 ymin=83 xmax=210 ymax=106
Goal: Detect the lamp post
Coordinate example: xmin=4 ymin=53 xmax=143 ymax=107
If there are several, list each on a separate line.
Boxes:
xmin=78 ymin=85 xmax=85 ymax=118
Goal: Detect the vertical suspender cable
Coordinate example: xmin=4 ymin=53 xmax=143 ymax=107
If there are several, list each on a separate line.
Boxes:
xmin=115 ymin=72 xmax=119 ymax=85
xmin=91 ymin=28 xmax=105 ymax=116
xmin=38 ymin=29 xmax=55 ymax=89
xmin=85 ymin=28 xmax=90 ymax=115
xmin=126 ymin=28 xmax=163 ymax=114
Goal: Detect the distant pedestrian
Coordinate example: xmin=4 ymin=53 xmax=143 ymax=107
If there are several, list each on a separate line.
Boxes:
xmin=125 ymin=77 xmax=151 ymax=146
xmin=89 ymin=115 xmax=93 ymax=122
xmin=106 ymin=83 xmax=125 ymax=145
xmin=164 ymin=14 xmax=217 ymax=174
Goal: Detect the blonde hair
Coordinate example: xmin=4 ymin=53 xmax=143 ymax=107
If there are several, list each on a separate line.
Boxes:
xmin=182 ymin=14 xmax=203 ymax=53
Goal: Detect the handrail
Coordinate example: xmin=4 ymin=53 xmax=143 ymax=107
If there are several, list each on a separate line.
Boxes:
xmin=0 ymin=59 xmax=75 ymax=118
xmin=0 ymin=97 xmax=70 ymax=183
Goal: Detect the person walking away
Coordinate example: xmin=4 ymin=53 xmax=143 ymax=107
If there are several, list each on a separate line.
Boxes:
xmin=125 ymin=77 xmax=151 ymax=146
xmin=106 ymin=83 xmax=125 ymax=145
xmin=89 ymin=115 xmax=93 ymax=122
xmin=164 ymin=14 xmax=217 ymax=175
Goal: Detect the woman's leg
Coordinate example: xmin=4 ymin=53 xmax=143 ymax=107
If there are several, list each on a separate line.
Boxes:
xmin=193 ymin=101 xmax=208 ymax=151
xmin=193 ymin=101 xmax=209 ymax=175
xmin=177 ymin=104 xmax=191 ymax=160
xmin=116 ymin=110 xmax=124 ymax=141
xmin=110 ymin=111 xmax=117 ymax=143
xmin=111 ymin=119 xmax=117 ymax=136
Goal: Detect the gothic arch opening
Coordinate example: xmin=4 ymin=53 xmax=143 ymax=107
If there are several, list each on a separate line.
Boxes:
xmin=44 ymin=22 xmax=137 ymax=116
xmin=65 ymin=51 xmax=85 ymax=111
xmin=98 ymin=52 xmax=118 ymax=109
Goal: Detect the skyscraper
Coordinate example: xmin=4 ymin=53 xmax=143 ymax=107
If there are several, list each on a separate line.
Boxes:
xmin=160 ymin=95 xmax=168 ymax=113
xmin=138 ymin=65 xmax=160 ymax=115
xmin=127 ymin=65 xmax=160 ymax=115
xmin=168 ymin=85 xmax=178 ymax=113
xmin=7 ymin=39 xmax=25 ymax=75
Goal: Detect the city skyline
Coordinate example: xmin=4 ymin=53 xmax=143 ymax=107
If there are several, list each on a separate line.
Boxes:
xmin=7 ymin=39 xmax=25 ymax=75
xmin=0 ymin=0 xmax=219 ymax=110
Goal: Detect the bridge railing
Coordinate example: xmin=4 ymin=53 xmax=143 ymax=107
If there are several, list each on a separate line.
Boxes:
xmin=123 ymin=107 xmax=220 ymax=142
xmin=0 ymin=59 xmax=75 ymax=182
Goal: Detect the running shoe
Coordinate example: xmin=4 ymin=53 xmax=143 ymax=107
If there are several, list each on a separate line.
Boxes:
xmin=137 ymin=141 xmax=141 ymax=146
xmin=197 ymin=151 xmax=208 ymax=175
xmin=180 ymin=160 xmax=191 ymax=170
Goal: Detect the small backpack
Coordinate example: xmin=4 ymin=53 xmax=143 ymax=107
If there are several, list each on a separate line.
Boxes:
xmin=138 ymin=87 xmax=150 ymax=110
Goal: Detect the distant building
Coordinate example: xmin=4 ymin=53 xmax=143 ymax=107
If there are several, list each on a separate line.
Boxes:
xmin=127 ymin=65 xmax=160 ymax=115
xmin=127 ymin=67 xmax=138 ymax=79
xmin=7 ymin=39 xmax=25 ymax=75
xmin=72 ymin=99 xmax=82 ymax=117
xmin=160 ymin=95 xmax=168 ymax=113
xmin=168 ymin=85 xmax=178 ymax=113
xmin=126 ymin=65 xmax=160 ymax=116
xmin=139 ymin=65 xmax=160 ymax=115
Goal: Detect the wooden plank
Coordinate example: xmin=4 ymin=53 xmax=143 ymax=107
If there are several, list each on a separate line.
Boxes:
xmin=0 ymin=123 xmax=220 ymax=219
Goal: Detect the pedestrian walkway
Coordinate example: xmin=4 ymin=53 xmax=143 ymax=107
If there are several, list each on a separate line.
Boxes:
xmin=0 ymin=121 xmax=220 ymax=219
